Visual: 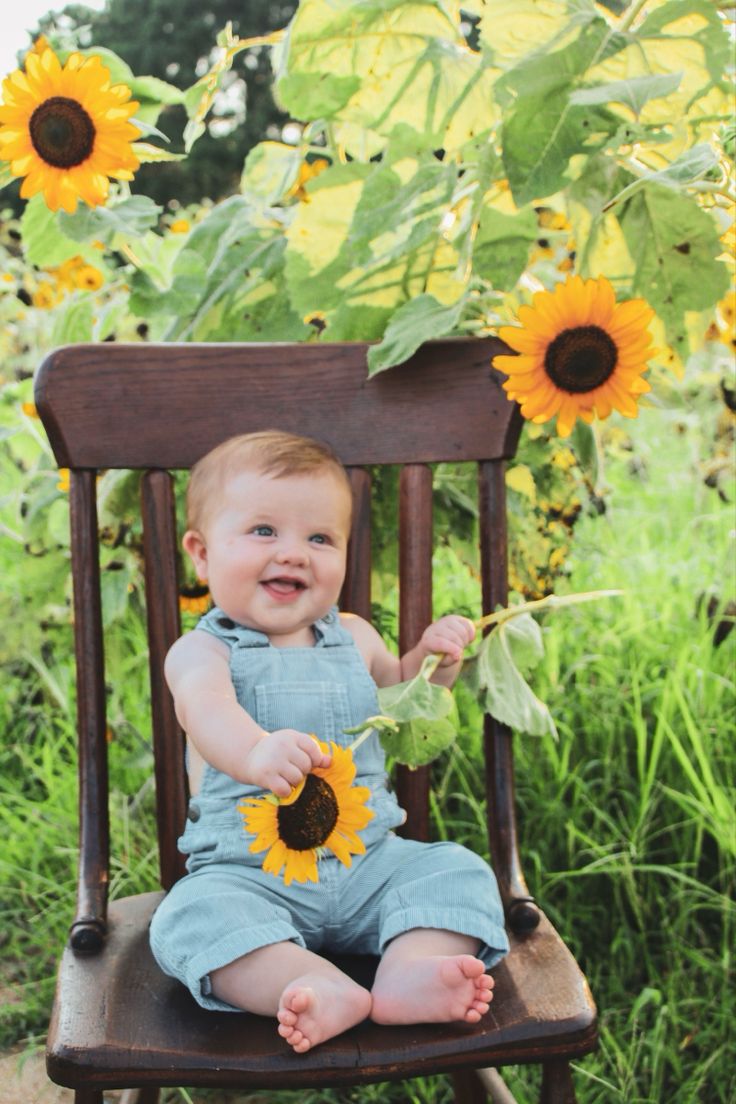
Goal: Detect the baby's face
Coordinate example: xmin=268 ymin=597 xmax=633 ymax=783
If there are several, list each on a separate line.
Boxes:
xmin=190 ymin=468 xmax=352 ymax=646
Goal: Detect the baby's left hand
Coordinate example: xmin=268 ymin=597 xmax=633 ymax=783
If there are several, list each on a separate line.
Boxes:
xmin=421 ymin=615 xmax=476 ymax=667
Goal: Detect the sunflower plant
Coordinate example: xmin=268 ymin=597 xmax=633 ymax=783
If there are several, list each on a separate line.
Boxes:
xmin=0 ymin=2 xmax=733 ymax=704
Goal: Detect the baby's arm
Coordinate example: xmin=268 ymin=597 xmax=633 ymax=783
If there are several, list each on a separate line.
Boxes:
xmin=343 ymin=613 xmax=475 ymax=689
xmin=165 ymin=630 xmax=330 ymax=796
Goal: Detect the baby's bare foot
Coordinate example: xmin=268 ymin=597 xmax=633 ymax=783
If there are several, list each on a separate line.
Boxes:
xmin=370 ymin=954 xmax=494 ymax=1026
xmin=277 ymin=973 xmax=372 ymax=1053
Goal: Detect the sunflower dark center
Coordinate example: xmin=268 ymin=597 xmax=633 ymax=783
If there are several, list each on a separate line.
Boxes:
xmin=29 ymin=96 xmax=95 ymax=169
xmin=277 ymin=775 xmax=339 ymax=851
xmin=544 ymin=325 xmax=618 ymax=394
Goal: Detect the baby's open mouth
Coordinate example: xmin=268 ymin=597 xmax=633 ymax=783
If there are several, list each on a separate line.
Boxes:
xmin=261 ymin=577 xmax=306 ymax=596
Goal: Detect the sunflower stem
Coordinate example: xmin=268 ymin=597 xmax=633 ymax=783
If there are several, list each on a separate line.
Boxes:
xmin=617 ymin=0 xmax=650 ymax=33
xmin=473 ymin=589 xmax=623 ymax=633
xmin=348 ymin=726 xmax=377 ymax=754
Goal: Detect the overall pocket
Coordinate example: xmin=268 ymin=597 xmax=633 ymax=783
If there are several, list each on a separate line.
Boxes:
xmin=254 ymin=681 xmax=352 ymax=743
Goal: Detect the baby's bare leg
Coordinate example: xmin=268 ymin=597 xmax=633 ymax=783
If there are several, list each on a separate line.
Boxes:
xmin=210 ymin=942 xmax=372 ymax=1053
xmin=370 ymin=928 xmax=494 ymax=1026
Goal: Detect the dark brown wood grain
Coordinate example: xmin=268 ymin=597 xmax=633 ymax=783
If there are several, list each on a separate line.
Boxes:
xmin=141 ymin=471 xmax=188 ymax=888
xmin=478 ymin=461 xmax=538 ymax=931
xmin=68 ymin=470 xmax=109 ymax=951
xmin=47 ymin=893 xmax=596 ymax=1092
xmin=35 ymin=338 xmax=521 ymax=470
xmin=342 ymin=467 xmax=372 ymax=621
xmin=37 ymin=339 xmax=593 ymax=1102
xmin=396 ymin=464 xmax=433 ymax=842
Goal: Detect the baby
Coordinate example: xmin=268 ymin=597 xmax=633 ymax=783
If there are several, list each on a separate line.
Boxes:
xmin=150 ymin=430 xmax=509 ymax=1053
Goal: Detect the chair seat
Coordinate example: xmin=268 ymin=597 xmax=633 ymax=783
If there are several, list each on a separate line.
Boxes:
xmin=47 ymin=891 xmax=597 ymax=1092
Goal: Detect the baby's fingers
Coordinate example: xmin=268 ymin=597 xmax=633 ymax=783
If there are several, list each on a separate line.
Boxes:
xmin=302 ymin=733 xmax=332 ymax=769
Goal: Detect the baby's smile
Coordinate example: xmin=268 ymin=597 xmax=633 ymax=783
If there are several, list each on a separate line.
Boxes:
xmin=261 ymin=576 xmax=307 ymax=601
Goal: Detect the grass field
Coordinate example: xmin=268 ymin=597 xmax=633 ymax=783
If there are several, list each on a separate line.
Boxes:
xmin=0 ymin=375 xmax=733 ymax=1103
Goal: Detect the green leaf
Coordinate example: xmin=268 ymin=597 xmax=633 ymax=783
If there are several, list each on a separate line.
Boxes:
xmin=464 ymin=614 xmax=557 ymax=738
xmin=472 ymin=203 xmax=538 ymax=287
xmin=278 ymin=0 xmax=496 ymax=152
xmin=21 ymin=196 xmax=83 ymax=267
xmin=367 ymin=293 xmax=464 ymax=376
xmin=58 ymin=195 xmax=163 ymax=243
xmin=240 ymin=141 xmax=303 ymax=206
xmin=619 ymin=183 xmax=730 ymax=358
xmin=502 ymin=90 xmax=617 ymax=205
xmin=570 ymin=71 xmax=682 ymax=114
xmin=376 ymin=659 xmax=459 ymax=767
xmin=131 ymin=142 xmax=187 ymax=164
xmin=276 ymin=73 xmax=362 ymax=118
xmin=51 ymin=296 xmax=94 ymax=346
xmin=605 ymin=143 xmax=719 ymax=208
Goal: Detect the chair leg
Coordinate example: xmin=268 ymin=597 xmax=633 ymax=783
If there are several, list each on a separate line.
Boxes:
xmin=453 ymin=1069 xmax=488 ymax=1104
xmin=540 ymin=1059 xmax=577 ymax=1104
xmin=119 ymin=1090 xmax=160 ymax=1104
xmin=73 ymin=1091 xmax=103 ymax=1104
xmin=454 ymin=1067 xmax=520 ymax=1104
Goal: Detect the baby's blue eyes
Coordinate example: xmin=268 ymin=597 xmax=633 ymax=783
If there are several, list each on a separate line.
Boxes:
xmin=249 ymin=526 xmax=330 ymax=544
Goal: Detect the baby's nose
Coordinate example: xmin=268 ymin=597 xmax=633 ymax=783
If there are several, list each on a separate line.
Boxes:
xmin=275 ymin=542 xmax=308 ymax=564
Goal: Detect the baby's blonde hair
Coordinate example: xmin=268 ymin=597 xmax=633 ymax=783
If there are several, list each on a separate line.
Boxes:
xmin=186 ymin=430 xmax=352 ymax=533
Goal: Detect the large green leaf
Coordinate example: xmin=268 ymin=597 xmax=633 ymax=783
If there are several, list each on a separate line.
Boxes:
xmin=472 ymin=203 xmax=538 ymax=287
xmin=367 ymin=293 xmax=464 ymax=375
xmin=58 ymin=196 xmax=163 ymax=244
xmin=376 ymin=658 xmax=459 ymax=767
xmin=285 ymin=158 xmax=467 ymax=338
xmin=276 ymin=0 xmax=497 ymax=152
xmin=620 ymin=183 xmax=730 ymax=358
xmin=20 ymin=197 xmax=86 ymax=268
xmin=502 ymin=90 xmax=617 ymax=205
xmin=478 ymin=0 xmax=600 ymax=72
xmin=463 ymin=614 xmax=557 ymax=738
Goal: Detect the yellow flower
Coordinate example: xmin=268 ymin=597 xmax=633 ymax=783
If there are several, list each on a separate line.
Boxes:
xmin=73 ymin=263 xmax=104 ymax=291
xmin=29 ymin=36 xmax=51 ymax=57
xmin=239 ymin=740 xmax=374 ymax=886
xmin=21 ymin=401 xmax=39 ymax=417
xmin=178 ymin=583 xmax=210 ymax=616
xmin=32 ymin=279 xmax=59 ymax=308
xmin=494 ymin=275 xmax=655 ymax=438
xmin=57 ymin=468 xmax=70 ymax=492
xmin=0 ymin=46 xmax=140 ymax=212
xmin=169 ymin=218 xmax=191 ymax=234
xmin=288 ymin=157 xmax=330 ymax=202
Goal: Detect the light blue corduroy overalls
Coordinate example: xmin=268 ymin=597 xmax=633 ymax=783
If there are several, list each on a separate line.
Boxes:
xmin=149 ymin=605 xmax=509 ymax=1010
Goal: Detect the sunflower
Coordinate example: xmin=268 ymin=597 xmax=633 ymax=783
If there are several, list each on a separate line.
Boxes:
xmin=494 ymin=275 xmax=656 ymax=438
xmin=239 ymin=740 xmax=374 ymax=886
xmin=178 ymin=583 xmax=211 ymax=616
xmin=0 ymin=46 xmax=140 ymax=213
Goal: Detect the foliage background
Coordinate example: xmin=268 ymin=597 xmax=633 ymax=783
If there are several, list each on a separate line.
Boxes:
xmin=0 ymin=1 xmax=734 ymax=1100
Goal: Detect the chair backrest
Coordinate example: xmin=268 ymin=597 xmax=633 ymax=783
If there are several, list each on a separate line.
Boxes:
xmin=35 ymin=337 xmax=537 ymax=952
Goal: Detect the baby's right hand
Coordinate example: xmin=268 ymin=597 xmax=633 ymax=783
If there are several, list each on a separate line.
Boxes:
xmin=244 ymin=729 xmax=331 ymax=797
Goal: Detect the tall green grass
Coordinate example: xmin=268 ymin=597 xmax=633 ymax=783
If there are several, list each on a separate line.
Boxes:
xmin=0 ymin=390 xmax=733 ymax=1103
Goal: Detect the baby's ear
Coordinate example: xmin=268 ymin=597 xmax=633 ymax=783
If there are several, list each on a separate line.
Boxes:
xmin=182 ymin=530 xmax=208 ymax=579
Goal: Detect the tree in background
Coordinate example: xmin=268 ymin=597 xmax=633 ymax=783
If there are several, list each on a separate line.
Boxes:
xmin=34 ymin=0 xmax=297 ymax=206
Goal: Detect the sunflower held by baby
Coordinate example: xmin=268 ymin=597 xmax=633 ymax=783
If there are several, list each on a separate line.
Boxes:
xmin=239 ymin=740 xmax=374 ymax=886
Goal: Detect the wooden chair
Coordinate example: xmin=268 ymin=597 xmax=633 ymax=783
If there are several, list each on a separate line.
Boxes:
xmin=36 ymin=338 xmax=597 ymax=1104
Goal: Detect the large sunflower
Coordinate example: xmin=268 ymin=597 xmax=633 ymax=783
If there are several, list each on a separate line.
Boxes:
xmin=494 ymin=275 xmax=656 ymax=438
xmin=0 ymin=46 xmax=140 ymax=213
xmin=239 ymin=740 xmax=374 ymax=886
